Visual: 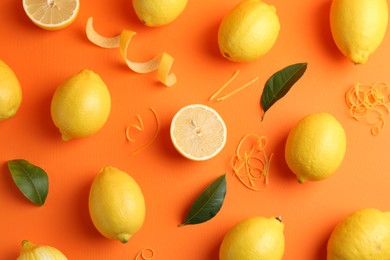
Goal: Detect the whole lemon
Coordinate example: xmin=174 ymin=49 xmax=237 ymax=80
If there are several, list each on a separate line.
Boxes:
xmin=219 ymin=216 xmax=285 ymax=260
xmin=132 ymin=0 xmax=188 ymax=27
xmin=50 ymin=69 xmax=111 ymax=141
xmin=327 ymin=208 xmax=390 ymax=260
xmin=330 ymin=0 xmax=388 ymax=64
xmin=218 ymin=0 xmax=280 ymax=62
xmin=0 ymin=60 xmax=22 ymax=120
xmin=89 ymin=166 xmax=146 ymax=243
xmin=285 ymin=112 xmax=346 ymax=183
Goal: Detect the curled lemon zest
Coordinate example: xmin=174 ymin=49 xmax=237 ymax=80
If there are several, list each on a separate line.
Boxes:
xmin=231 ymin=134 xmax=273 ymax=191
xmin=135 ymin=248 xmax=155 ymax=260
xmin=209 ymin=70 xmax=240 ymax=101
xmin=129 ymin=108 xmax=160 ymax=156
xmin=346 ymin=82 xmax=390 ymax=135
xmin=86 ymin=17 xmax=176 ymax=87
xmin=126 ymin=114 xmax=144 ymax=142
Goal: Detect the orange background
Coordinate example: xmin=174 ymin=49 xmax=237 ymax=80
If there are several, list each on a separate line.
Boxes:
xmin=1 ymin=0 xmax=390 ymax=259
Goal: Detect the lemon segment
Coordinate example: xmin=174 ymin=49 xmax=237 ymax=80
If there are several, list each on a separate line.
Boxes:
xmin=23 ymin=0 xmax=79 ymax=30
xmin=327 ymin=208 xmax=390 ymax=259
xmin=0 ymin=60 xmax=22 ymax=120
xmin=88 ymin=167 xmax=146 ymax=243
xmin=50 ymin=69 xmax=111 ymax=141
xmin=218 ymin=0 xmax=280 ymax=62
xmin=285 ymin=113 xmax=346 ymax=183
xmin=219 ymin=216 xmax=285 ymax=260
xmin=170 ymin=104 xmax=227 ymax=161
xmin=330 ymin=0 xmax=388 ymax=64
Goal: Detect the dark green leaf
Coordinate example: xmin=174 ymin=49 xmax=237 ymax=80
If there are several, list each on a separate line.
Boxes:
xmin=180 ymin=174 xmax=226 ymax=226
xmin=261 ymin=62 xmax=307 ymax=120
xmin=7 ymin=159 xmax=48 ymax=206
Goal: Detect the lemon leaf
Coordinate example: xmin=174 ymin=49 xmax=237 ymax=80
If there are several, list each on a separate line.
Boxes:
xmin=179 ymin=174 xmax=226 ymax=226
xmin=261 ymin=62 xmax=307 ymax=120
xmin=7 ymin=159 xmax=48 ymax=206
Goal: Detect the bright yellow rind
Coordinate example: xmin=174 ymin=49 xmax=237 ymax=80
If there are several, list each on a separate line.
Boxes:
xmin=88 ymin=167 xmax=146 ymax=243
xmin=23 ymin=0 xmax=79 ymax=30
xmin=219 ymin=216 xmax=285 ymax=260
xmin=327 ymin=208 xmax=390 ymax=259
xmin=0 ymin=60 xmax=22 ymax=120
xmin=330 ymin=0 xmax=388 ymax=64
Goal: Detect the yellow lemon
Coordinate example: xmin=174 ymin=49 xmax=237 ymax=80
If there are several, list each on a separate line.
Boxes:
xmin=218 ymin=0 xmax=280 ymax=62
xmin=50 ymin=69 xmax=111 ymax=141
xmin=330 ymin=0 xmax=388 ymax=64
xmin=327 ymin=208 xmax=390 ymax=260
xmin=132 ymin=0 xmax=188 ymax=27
xmin=23 ymin=0 xmax=80 ymax=30
xmin=89 ymin=166 xmax=146 ymax=243
xmin=285 ymin=112 xmax=346 ymax=183
xmin=17 ymin=240 xmax=67 ymax=260
xmin=219 ymin=216 xmax=285 ymax=260
xmin=0 ymin=60 xmax=22 ymax=120
xmin=170 ymin=104 xmax=227 ymax=161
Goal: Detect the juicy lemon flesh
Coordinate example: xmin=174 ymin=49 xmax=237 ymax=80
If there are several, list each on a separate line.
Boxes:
xmin=23 ymin=0 xmax=79 ymax=30
xmin=132 ymin=0 xmax=188 ymax=27
xmin=0 ymin=60 xmax=22 ymax=120
xmin=219 ymin=216 xmax=285 ymax=260
xmin=50 ymin=69 xmax=111 ymax=141
xmin=89 ymin=167 xmax=146 ymax=243
xmin=218 ymin=0 xmax=280 ymax=62
xmin=330 ymin=0 xmax=388 ymax=64
xmin=170 ymin=105 xmax=227 ymax=161
xmin=285 ymin=113 xmax=346 ymax=183
xmin=327 ymin=208 xmax=390 ymax=260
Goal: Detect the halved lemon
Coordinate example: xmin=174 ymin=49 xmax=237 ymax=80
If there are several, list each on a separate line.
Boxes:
xmin=170 ymin=104 xmax=227 ymax=161
xmin=23 ymin=0 xmax=79 ymax=30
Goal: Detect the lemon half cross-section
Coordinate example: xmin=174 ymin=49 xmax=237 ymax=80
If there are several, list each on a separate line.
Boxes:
xmin=170 ymin=104 xmax=227 ymax=161
xmin=23 ymin=0 xmax=80 ymax=30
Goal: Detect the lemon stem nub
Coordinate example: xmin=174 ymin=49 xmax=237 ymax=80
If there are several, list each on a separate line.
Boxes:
xmin=117 ymin=233 xmax=131 ymax=243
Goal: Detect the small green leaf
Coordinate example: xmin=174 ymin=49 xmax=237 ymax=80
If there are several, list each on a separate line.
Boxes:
xmin=261 ymin=62 xmax=307 ymax=120
xmin=7 ymin=159 xmax=48 ymax=206
xmin=180 ymin=174 xmax=226 ymax=226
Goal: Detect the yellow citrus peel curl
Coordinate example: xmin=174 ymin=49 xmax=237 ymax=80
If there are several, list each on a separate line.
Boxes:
xmin=86 ymin=17 xmax=176 ymax=87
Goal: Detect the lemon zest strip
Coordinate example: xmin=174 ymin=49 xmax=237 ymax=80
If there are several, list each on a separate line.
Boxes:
xmin=345 ymin=82 xmax=390 ymax=135
xmin=86 ymin=17 xmax=176 ymax=87
xmin=135 ymin=248 xmax=155 ymax=260
xmin=86 ymin=17 xmax=120 ymax=48
xmin=130 ymin=108 xmax=160 ymax=156
xmin=125 ymin=114 xmax=145 ymax=142
xmin=231 ymin=134 xmax=273 ymax=191
xmin=217 ymin=76 xmax=259 ymax=101
xmin=209 ymin=70 xmax=240 ymax=101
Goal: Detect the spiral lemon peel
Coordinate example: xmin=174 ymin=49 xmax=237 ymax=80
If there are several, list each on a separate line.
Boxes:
xmin=86 ymin=17 xmax=176 ymax=87
xmin=346 ymin=82 xmax=390 ymax=135
xmin=231 ymin=134 xmax=273 ymax=191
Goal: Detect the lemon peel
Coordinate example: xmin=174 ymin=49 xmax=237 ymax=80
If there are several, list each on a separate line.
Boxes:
xmin=86 ymin=17 xmax=176 ymax=87
xmin=135 ymin=248 xmax=155 ymax=260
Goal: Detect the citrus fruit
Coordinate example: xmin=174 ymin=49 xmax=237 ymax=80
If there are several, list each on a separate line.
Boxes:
xmin=89 ymin=166 xmax=146 ymax=243
xmin=17 ymin=240 xmax=67 ymax=260
xmin=327 ymin=208 xmax=390 ymax=260
xmin=132 ymin=0 xmax=188 ymax=27
xmin=218 ymin=0 xmax=280 ymax=62
xmin=50 ymin=69 xmax=111 ymax=141
xmin=23 ymin=0 xmax=80 ymax=30
xmin=219 ymin=216 xmax=285 ymax=260
xmin=285 ymin=112 xmax=346 ymax=183
xmin=170 ymin=104 xmax=227 ymax=161
xmin=0 ymin=60 xmax=22 ymax=120
xmin=330 ymin=0 xmax=388 ymax=64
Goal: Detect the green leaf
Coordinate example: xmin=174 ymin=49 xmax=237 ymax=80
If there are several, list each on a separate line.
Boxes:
xmin=180 ymin=174 xmax=226 ymax=226
xmin=261 ymin=62 xmax=307 ymax=120
xmin=7 ymin=159 xmax=48 ymax=206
